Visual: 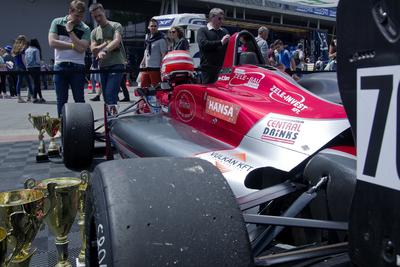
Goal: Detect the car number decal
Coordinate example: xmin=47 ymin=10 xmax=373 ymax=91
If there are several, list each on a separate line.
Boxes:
xmin=357 ymin=65 xmax=400 ymax=190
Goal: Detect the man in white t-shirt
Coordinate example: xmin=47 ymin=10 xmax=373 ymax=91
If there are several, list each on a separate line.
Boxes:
xmin=48 ymin=0 xmax=90 ymax=116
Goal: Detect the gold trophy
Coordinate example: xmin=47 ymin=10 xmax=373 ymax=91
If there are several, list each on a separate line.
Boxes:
xmin=0 ymin=227 xmax=7 ymax=266
xmin=0 ymin=187 xmax=54 ymax=267
xmin=45 ymin=116 xmax=61 ymax=157
xmin=77 ymin=171 xmax=89 ymax=266
xmin=26 ymin=177 xmax=81 ymax=267
xmin=28 ymin=113 xmax=50 ymax=162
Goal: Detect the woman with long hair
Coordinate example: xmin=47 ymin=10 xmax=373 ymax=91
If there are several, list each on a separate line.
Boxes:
xmin=25 ymin=38 xmax=46 ymax=103
xmin=12 ymin=35 xmax=33 ymax=103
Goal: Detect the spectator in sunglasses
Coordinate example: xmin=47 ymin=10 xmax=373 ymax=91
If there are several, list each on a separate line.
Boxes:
xmin=170 ymin=27 xmax=189 ymax=51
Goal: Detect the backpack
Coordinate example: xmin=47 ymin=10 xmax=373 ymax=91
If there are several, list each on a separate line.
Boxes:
xmin=25 ymin=49 xmax=37 ymax=67
xmin=293 ymin=50 xmax=301 ymax=65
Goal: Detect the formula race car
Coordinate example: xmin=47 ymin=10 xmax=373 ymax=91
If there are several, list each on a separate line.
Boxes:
xmin=61 ymin=0 xmax=400 ymax=265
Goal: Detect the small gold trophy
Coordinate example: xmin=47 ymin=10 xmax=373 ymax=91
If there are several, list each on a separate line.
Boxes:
xmin=45 ymin=116 xmax=61 ymax=157
xmin=0 ymin=227 xmax=7 ymax=266
xmin=77 ymin=171 xmax=89 ymax=265
xmin=27 ymin=177 xmax=81 ymax=267
xmin=0 ymin=188 xmax=53 ymax=267
xmin=28 ymin=113 xmax=50 ymax=162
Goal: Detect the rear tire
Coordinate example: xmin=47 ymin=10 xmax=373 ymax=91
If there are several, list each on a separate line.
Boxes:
xmin=85 ymin=157 xmax=253 ymax=267
xmin=61 ymin=103 xmax=94 ymax=169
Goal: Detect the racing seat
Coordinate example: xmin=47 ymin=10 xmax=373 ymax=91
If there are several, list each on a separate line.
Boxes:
xmin=297 ymin=72 xmax=342 ymax=104
xmin=239 ymin=52 xmax=260 ymax=65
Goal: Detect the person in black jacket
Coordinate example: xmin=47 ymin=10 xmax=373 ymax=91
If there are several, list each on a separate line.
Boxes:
xmin=170 ymin=26 xmax=190 ymax=51
xmin=197 ymin=8 xmax=230 ymax=84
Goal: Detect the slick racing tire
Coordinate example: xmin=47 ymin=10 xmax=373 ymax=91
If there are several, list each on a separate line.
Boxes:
xmin=61 ymin=103 xmax=94 ymax=169
xmin=85 ymin=157 xmax=253 ymax=267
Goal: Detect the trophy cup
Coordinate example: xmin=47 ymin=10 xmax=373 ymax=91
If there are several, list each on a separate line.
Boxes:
xmin=26 ymin=177 xmax=81 ymax=267
xmin=0 ymin=227 xmax=7 ymax=266
xmin=0 ymin=187 xmax=54 ymax=267
xmin=45 ymin=116 xmax=61 ymax=157
xmin=28 ymin=113 xmax=49 ymax=162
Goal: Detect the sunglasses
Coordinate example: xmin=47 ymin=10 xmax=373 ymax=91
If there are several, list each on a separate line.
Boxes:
xmin=170 ymin=30 xmax=176 ymax=33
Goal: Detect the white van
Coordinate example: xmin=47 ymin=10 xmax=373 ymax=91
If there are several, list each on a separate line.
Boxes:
xmin=153 ymin=13 xmax=206 ymax=67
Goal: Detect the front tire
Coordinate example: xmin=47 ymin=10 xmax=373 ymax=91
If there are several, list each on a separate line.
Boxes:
xmin=85 ymin=157 xmax=253 ymax=266
xmin=62 ymin=103 xmax=94 ymax=169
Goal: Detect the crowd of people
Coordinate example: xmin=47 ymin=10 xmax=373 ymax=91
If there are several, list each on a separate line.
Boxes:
xmin=0 ymin=38 xmax=53 ymax=102
xmin=0 ymin=1 xmax=337 ymax=116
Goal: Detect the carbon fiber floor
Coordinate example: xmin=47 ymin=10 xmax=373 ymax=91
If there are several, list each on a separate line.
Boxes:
xmin=0 ymin=140 xmax=108 ymax=266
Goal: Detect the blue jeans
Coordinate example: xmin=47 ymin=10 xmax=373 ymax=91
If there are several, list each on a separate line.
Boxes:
xmin=100 ymin=64 xmax=124 ymax=105
xmin=16 ymin=67 xmax=33 ymax=97
xmin=54 ymin=62 xmax=86 ymax=116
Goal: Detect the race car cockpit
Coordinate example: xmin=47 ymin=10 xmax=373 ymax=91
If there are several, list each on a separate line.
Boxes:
xmin=234 ymin=31 xmax=265 ymax=66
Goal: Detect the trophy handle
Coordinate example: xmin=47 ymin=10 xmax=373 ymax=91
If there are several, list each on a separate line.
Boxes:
xmin=80 ymin=170 xmax=90 ymax=185
xmin=5 ymin=211 xmax=30 ymax=266
xmin=24 ymin=178 xmax=37 ymax=190
xmin=28 ymin=114 xmax=33 ymax=125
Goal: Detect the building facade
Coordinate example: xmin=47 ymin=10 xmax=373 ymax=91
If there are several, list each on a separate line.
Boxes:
xmin=1 ymin=0 xmax=336 ymax=66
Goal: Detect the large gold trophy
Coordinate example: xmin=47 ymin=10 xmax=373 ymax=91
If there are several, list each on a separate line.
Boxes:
xmin=26 ymin=177 xmax=81 ymax=267
xmin=28 ymin=113 xmax=49 ymax=162
xmin=0 ymin=187 xmax=54 ymax=267
xmin=45 ymin=116 xmax=61 ymax=157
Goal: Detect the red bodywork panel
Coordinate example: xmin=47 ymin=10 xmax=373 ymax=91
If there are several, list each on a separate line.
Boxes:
xmin=168 ymin=32 xmax=347 ymax=147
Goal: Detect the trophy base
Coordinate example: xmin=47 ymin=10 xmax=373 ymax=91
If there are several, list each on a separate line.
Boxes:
xmin=48 ymin=149 xmax=61 ymax=157
xmin=9 ymin=249 xmax=35 ymax=267
xmin=55 ymin=261 xmax=72 ymax=267
xmin=76 ymin=257 xmax=85 ymax=267
xmin=36 ymin=154 xmax=49 ymax=163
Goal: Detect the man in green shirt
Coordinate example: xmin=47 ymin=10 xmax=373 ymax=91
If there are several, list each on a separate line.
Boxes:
xmin=90 ymin=3 xmax=126 ymax=109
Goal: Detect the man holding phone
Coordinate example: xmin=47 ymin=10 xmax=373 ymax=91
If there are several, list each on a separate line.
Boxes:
xmin=48 ymin=0 xmax=90 ymax=117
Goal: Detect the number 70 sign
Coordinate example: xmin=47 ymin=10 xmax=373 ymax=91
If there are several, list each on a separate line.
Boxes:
xmin=357 ymin=66 xmax=400 ymax=190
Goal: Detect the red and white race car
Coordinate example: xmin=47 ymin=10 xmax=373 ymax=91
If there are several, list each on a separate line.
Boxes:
xmin=63 ymin=27 xmax=358 ymax=266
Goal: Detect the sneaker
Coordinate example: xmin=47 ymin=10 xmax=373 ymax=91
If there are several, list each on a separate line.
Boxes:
xmin=26 ymin=97 xmax=32 ymax=102
xmin=17 ymin=97 xmax=26 ymax=103
xmin=107 ymin=105 xmax=119 ymax=116
xmin=32 ymin=98 xmax=39 ymax=103
xmin=39 ymin=98 xmax=46 ymax=103
xmin=90 ymin=95 xmax=101 ymax=101
xmin=120 ymin=98 xmax=130 ymax=102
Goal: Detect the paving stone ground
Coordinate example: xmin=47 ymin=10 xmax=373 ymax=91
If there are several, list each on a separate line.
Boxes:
xmin=0 ymin=88 xmax=132 ymax=266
